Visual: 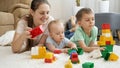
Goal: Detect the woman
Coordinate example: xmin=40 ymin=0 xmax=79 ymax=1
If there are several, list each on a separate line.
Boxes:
xmin=12 ymin=0 xmax=54 ymax=53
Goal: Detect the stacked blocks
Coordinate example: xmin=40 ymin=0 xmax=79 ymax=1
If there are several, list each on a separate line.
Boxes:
xmin=97 ymin=23 xmax=115 ymax=51
xmin=68 ymin=48 xmax=83 ymax=64
xmin=70 ymin=52 xmax=80 ymax=64
xmin=31 ymin=46 xmax=56 ymax=63
xmin=97 ymin=23 xmax=119 ymax=61
xmin=64 ymin=60 xmax=73 ymax=68
xmin=82 ymin=62 xmax=94 ymax=68
xmin=31 ymin=46 xmax=46 ymax=59
xmin=44 ymin=52 xmax=56 ymax=63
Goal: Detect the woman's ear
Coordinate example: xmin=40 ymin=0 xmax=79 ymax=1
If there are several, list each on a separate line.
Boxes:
xmin=30 ymin=9 xmax=34 ymax=16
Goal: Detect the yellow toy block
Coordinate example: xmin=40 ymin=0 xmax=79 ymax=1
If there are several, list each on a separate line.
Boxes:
xmin=99 ymin=36 xmax=105 ymax=41
xmin=39 ymin=46 xmax=46 ymax=59
xmin=97 ymin=41 xmax=105 ymax=46
xmin=64 ymin=60 xmax=72 ymax=68
xmin=31 ymin=46 xmax=47 ymax=59
xmin=111 ymin=40 xmax=115 ymax=45
xmin=109 ymin=53 xmax=119 ymax=61
xmin=102 ymin=29 xmax=110 ymax=33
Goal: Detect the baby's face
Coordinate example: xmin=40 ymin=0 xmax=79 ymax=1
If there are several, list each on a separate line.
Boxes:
xmin=50 ymin=23 xmax=65 ymax=43
xmin=79 ymin=13 xmax=95 ymax=31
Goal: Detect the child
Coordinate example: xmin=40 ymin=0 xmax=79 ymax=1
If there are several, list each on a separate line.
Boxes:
xmin=65 ymin=16 xmax=78 ymax=39
xmin=70 ymin=8 xmax=104 ymax=52
xmin=45 ymin=20 xmax=77 ymax=53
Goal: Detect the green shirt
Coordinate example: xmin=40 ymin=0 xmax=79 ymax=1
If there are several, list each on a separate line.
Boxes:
xmin=70 ymin=26 xmax=98 ymax=47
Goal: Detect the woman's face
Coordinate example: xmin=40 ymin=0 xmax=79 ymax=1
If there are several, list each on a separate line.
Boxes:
xmin=31 ymin=3 xmax=50 ymax=26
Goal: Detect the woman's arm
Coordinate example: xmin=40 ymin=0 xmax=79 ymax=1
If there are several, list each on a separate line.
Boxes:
xmin=12 ymin=27 xmax=32 ymax=53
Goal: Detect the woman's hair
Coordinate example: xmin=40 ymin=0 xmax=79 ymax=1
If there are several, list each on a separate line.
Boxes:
xmin=76 ymin=8 xmax=94 ymax=22
xmin=25 ymin=0 xmax=50 ymax=50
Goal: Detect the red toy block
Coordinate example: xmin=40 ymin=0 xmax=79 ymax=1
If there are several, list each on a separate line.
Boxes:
xmin=30 ymin=25 xmax=44 ymax=38
xmin=106 ymin=41 xmax=111 ymax=45
xmin=54 ymin=49 xmax=62 ymax=54
xmin=45 ymin=59 xmax=52 ymax=63
xmin=102 ymin=23 xmax=110 ymax=29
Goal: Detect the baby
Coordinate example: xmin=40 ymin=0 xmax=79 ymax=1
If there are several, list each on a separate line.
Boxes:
xmin=45 ymin=20 xmax=77 ymax=53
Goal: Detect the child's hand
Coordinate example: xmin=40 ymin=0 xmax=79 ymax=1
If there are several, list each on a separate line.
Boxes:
xmin=99 ymin=47 xmax=105 ymax=51
xmin=62 ymin=48 xmax=70 ymax=53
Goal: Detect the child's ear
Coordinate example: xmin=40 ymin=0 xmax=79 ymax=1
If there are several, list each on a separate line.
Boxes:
xmin=77 ymin=21 xmax=81 ymax=25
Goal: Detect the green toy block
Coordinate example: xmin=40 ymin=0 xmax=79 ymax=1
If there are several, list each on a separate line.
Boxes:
xmin=104 ymin=52 xmax=110 ymax=60
xmin=68 ymin=48 xmax=77 ymax=55
xmin=105 ymin=45 xmax=113 ymax=52
xmin=82 ymin=62 xmax=94 ymax=68
xmin=101 ymin=48 xmax=109 ymax=58
xmin=77 ymin=47 xmax=83 ymax=55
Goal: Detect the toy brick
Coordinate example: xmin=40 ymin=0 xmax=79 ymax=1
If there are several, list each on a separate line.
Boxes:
xmin=70 ymin=53 xmax=80 ymax=64
xmin=102 ymin=23 xmax=110 ymax=29
xmin=101 ymin=48 xmax=109 ymax=58
xmin=109 ymin=53 xmax=119 ymax=61
xmin=104 ymin=52 xmax=110 ymax=60
xmin=39 ymin=46 xmax=47 ymax=59
xmin=68 ymin=48 xmax=77 ymax=55
xmin=77 ymin=47 xmax=83 ymax=55
xmin=54 ymin=49 xmax=62 ymax=54
xmin=102 ymin=29 xmax=110 ymax=33
xmin=64 ymin=60 xmax=72 ymax=68
xmin=106 ymin=41 xmax=111 ymax=45
xmin=106 ymin=45 xmax=113 ymax=52
xmin=44 ymin=52 xmax=56 ymax=63
xmin=30 ymin=25 xmax=43 ymax=38
xmin=82 ymin=62 xmax=94 ymax=68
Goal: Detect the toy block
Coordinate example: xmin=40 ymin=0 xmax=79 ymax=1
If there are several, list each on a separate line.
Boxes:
xmin=77 ymin=47 xmax=83 ymax=55
xmin=31 ymin=46 xmax=47 ymax=59
xmin=70 ymin=52 xmax=80 ymax=64
xmin=106 ymin=45 xmax=113 ymax=52
xmin=39 ymin=46 xmax=47 ymax=59
xmin=99 ymin=35 xmax=105 ymax=41
xmin=97 ymin=41 xmax=105 ymax=46
xmin=102 ymin=23 xmax=110 ymax=29
xmin=109 ymin=53 xmax=119 ymax=61
xmin=111 ymin=40 xmax=115 ymax=45
xmin=106 ymin=41 xmax=111 ymax=45
xmin=44 ymin=52 xmax=56 ymax=63
xmin=101 ymin=48 xmax=109 ymax=58
xmin=54 ymin=49 xmax=62 ymax=54
xmin=102 ymin=29 xmax=110 ymax=33
xmin=31 ymin=46 xmax=40 ymax=59
xmin=68 ymin=48 xmax=77 ymax=55
xmin=64 ymin=60 xmax=73 ymax=68
xmin=82 ymin=62 xmax=94 ymax=68
xmin=30 ymin=25 xmax=44 ymax=38
xmin=104 ymin=52 xmax=110 ymax=60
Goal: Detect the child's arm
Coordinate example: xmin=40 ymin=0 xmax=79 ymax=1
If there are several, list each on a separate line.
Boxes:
xmin=78 ymin=40 xmax=104 ymax=52
xmin=67 ymin=41 xmax=77 ymax=49
xmin=46 ymin=43 xmax=70 ymax=53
